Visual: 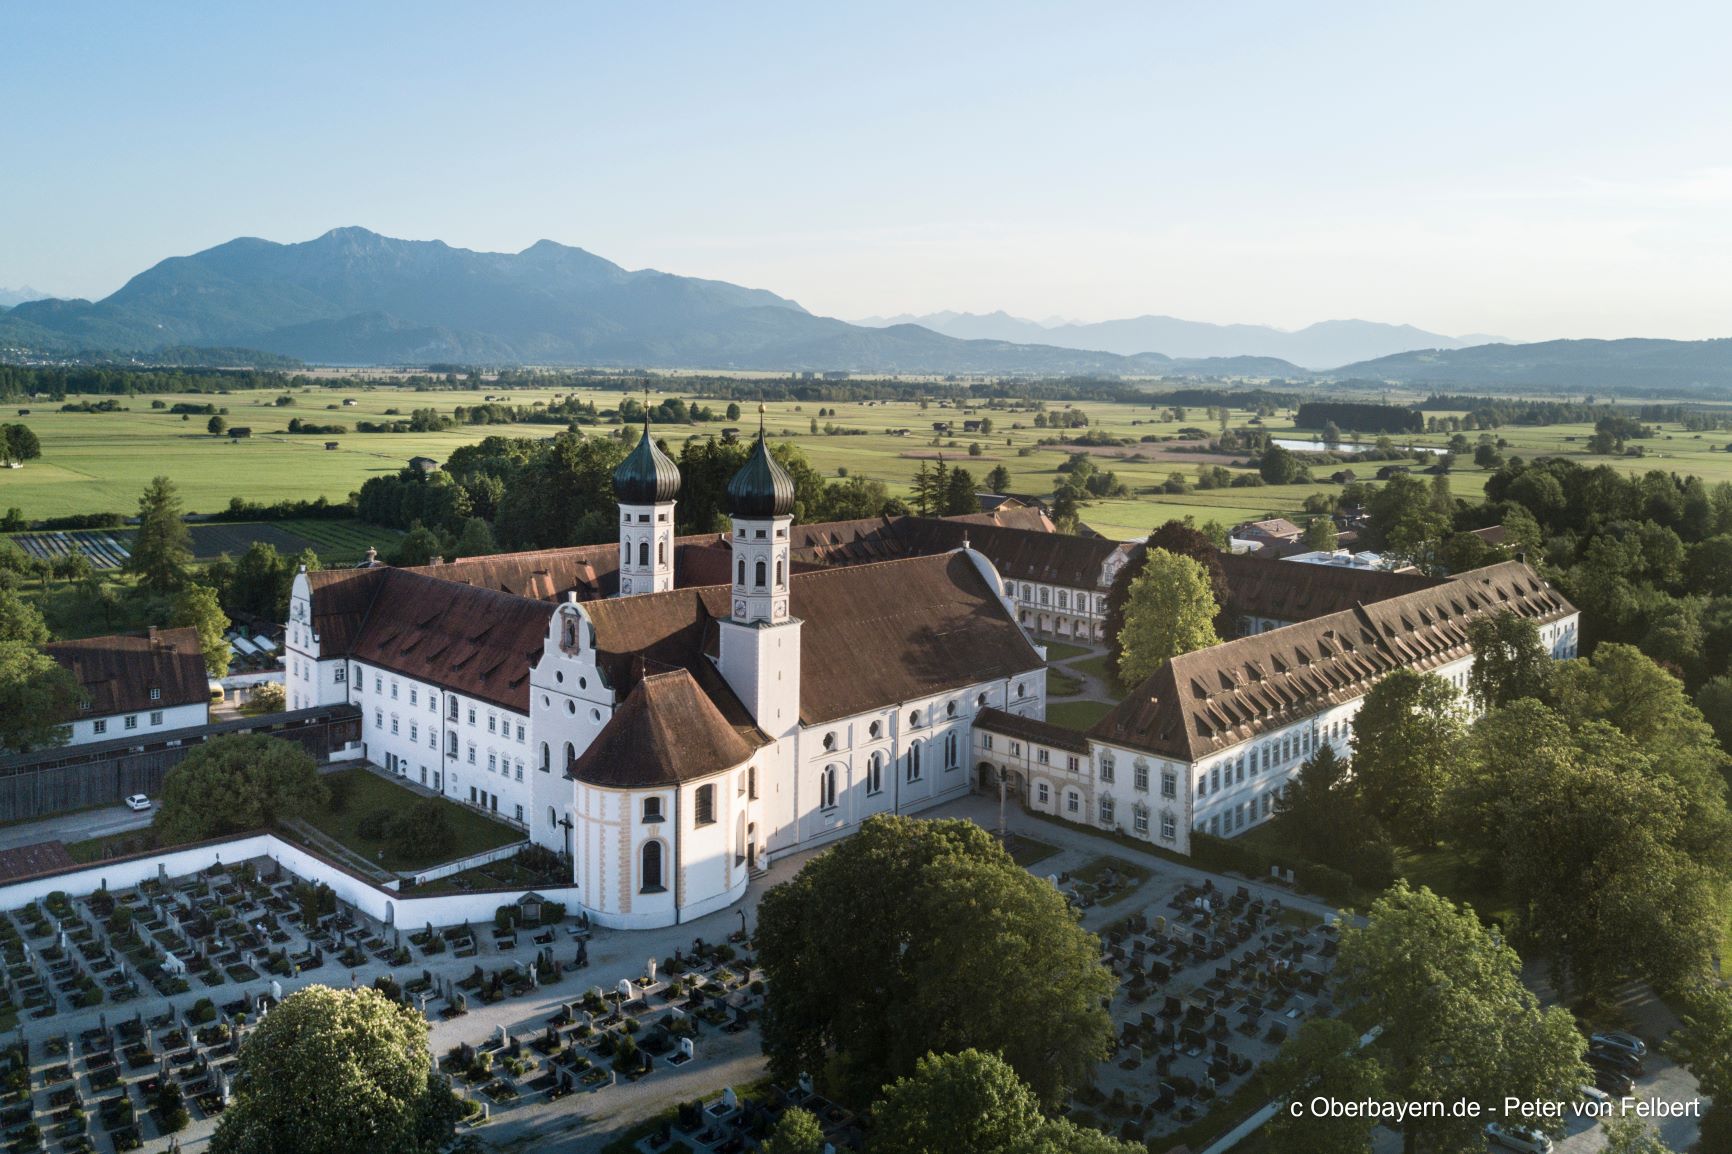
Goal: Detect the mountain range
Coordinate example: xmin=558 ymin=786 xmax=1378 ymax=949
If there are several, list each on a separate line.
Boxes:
xmin=7 ymin=228 xmax=1732 ymax=391
xmin=853 ymin=310 xmax=1506 ymax=369
xmin=0 ymin=286 xmax=52 ymax=309
xmin=0 ymin=228 xmax=1202 ymax=375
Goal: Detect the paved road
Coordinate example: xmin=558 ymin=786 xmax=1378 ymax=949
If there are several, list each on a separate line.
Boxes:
xmin=0 ymin=802 xmax=152 ymax=851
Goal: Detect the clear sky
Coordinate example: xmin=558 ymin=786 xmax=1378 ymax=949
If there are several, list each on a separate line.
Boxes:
xmin=3 ymin=2 xmax=1730 ymax=340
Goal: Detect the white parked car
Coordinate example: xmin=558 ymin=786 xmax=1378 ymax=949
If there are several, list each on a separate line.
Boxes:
xmin=1485 ymin=1122 xmax=1554 ymax=1154
xmin=124 ymin=794 xmax=152 ymax=812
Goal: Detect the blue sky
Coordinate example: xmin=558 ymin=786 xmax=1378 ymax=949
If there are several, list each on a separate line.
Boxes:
xmin=3 ymin=2 xmax=1731 ymax=339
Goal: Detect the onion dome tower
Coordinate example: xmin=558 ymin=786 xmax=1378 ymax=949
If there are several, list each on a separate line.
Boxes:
xmin=726 ymin=412 xmax=795 ymax=623
xmin=613 ymin=414 xmax=680 ymax=595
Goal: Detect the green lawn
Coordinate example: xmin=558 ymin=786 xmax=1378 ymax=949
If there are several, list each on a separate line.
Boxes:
xmin=1044 ymin=700 xmax=1115 ymax=731
xmin=1070 ymin=653 xmax=1115 ymax=688
xmin=302 ymin=768 xmax=522 ymax=872
xmin=1396 ymin=844 xmax=1515 ymax=928
xmin=1040 ymin=640 xmax=1093 ymax=661
xmin=10 ymin=382 xmax=1732 ymax=544
xmin=1046 ymin=666 xmax=1085 ymax=697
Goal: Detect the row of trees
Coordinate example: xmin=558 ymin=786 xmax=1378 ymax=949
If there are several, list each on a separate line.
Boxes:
xmin=358 ymin=430 xmax=916 ymax=553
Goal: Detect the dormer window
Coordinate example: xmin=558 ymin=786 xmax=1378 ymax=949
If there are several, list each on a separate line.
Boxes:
xmin=149 ymin=688 xmax=161 ymax=701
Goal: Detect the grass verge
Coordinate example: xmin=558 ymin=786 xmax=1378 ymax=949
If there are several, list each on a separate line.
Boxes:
xmin=302 ymin=768 xmax=522 ymax=872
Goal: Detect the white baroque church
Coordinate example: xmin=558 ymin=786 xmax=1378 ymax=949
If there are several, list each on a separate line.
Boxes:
xmin=283 ymin=420 xmax=1580 ymax=931
xmin=285 ymin=425 xmax=1047 ymax=928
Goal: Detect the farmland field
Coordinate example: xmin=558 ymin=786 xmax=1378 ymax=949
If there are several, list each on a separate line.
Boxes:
xmin=5 ymin=382 xmax=1732 ymax=543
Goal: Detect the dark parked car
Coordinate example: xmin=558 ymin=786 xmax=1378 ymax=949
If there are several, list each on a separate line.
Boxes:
xmin=1587 ymin=1045 xmax=1644 ymax=1077
xmin=1593 ymin=1065 xmax=1635 ymax=1096
xmin=1590 ymin=1031 xmax=1648 ymax=1059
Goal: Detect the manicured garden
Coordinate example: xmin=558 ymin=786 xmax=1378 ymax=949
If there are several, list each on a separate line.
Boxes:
xmin=1044 ymin=700 xmax=1115 ymax=731
xmin=301 ymin=768 xmax=522 ymax=872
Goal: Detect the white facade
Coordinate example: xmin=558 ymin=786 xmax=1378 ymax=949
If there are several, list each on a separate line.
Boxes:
xmin=978 ymin=608 xmax=1580 ymax=856
xmin=63 ymin=700 xmax=207 ymax=747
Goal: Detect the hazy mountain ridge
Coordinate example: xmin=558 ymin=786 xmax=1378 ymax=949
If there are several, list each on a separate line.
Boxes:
xmin=1336 ymin=339 xmax=1732 ymax=391
xmin=0 ymin=228 xmax=1223 ymax=373
xmin=855 ymin=310 xmax=1500 ymax=367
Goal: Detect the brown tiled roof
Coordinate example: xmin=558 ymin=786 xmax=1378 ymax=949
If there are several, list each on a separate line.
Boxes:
xmin=306 ymin=567 xmax=389 ymax=654
xmin=1092 ymin=561 xmax=1575 ymax=763
xmin=893 ymin=518 xmax=1124 ymax=590
xmin=1217 ymin=552 xmax=1443 ymax=624
xmin=403 ymin=535 xmax=735 ymax=602
xmin=569 ymin=670 xmax=765 ymax=789
xmin=947 ymin=506 xmax=1057 ymax=533
xmin=1237 ymin=517 xmax=1304 ymax=540
xmin=975 ymin=707 xmax=1091 ymax=755
xmin=1470 ymin=525 xmax=1508 ymax=546
xmin=0 ymin=841 xmax=76 ymax=883
xmin=45 ymin=627 xmax=208 ymax=717
xmin=583 ymin=551 xmax=1044 ymax=727
xmin=790 ymin=552 xmax=1046 ymax=724
xmin=327 ymin=569 xmax=552 ymax=711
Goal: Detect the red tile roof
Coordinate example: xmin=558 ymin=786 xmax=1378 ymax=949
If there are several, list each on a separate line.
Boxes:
xmin=1092 ymin=561 xmax=1574 ymax=763
xmin=45 ymin=627 xmax=208 ymax=717
xmin=569 ymin=670 xmax=765 ymax=789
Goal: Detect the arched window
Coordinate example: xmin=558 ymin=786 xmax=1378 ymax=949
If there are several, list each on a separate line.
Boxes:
xmin=540 ymin=742 xmax=551 ymax=773
xmin=867 ymin=751 xmax=884 ymax=794
xmin=754 ymin=559 xmax=767 ymax=588
xmin=907 ymin=741 xmax=923 ymax=782
xmin=821 ymin=765 xmax=838 ymax=809
xmin=944 ymin=730 xmax=958 ymax=768
xmin=563 ymin=741 xmax=575 ymax=774
xmin=738 ymin=558 xmax=746 ymax=585
xmin=658 ymin=539 xmax=667 ymax=565
xmin=776 ymin=559 xmax=784 ymax=586
xmin=641 ymin=841 xmax=664 ymax=892
xmin=547 ymin=806 xmax=557 ymax=828
xmin=637 ymin=540 xmax=649 ymax=566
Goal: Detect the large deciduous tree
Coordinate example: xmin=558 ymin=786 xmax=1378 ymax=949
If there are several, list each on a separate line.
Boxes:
xmin=127 ymin=475 xmax=193 ymax=594
xmin=1464 ymin=611 xmax=1552 ymax=709
xmin=1261 ymin=1019 xmax=1384 ymax=1154
xmin=0 ymin=586 xmax=49 ymax=645
xmin=1336 ymin=883 xmax=1586 ymax=1154
xmin=154 ymin=734 xmax=327 ymax=844
xmin=1102 ymin=520 xmax=1230 ymax=685
xmin=1349 ymin=668 xmax=1463 ymax=845
xmin=869 ymin=1050 xmax=1141 ymax=1154
xmin=171 ymin=584 xmax=231 ymax=678
xmin=0 ymin=642 xmax=81 ymax=752
xmin=210 ymin=985 xmax=460 ymax=1154
xmin=756 ymin=816 xmax=1115 ymax=1108
xmin=1115 ymin=548 xmax=1220 ymax=689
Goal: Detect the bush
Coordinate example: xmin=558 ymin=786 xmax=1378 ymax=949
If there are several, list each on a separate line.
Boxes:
xmin=387 ymin=799 xmax=455 ymax=861
xmin=356 ymin=808 xmax=395 ymax=841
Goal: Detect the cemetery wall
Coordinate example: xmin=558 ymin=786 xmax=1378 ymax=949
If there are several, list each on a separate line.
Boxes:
xmin=0 ymin=832 xmax=584 ymax=931
xmin=407 ymin=841 xmax=529 ymax=886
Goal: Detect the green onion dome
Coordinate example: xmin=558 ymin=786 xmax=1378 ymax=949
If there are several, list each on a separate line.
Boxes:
xmin=726 ymin=429 xmax=796 ymax=518
xmin=613 ymin=425 xmax=681 ymax=504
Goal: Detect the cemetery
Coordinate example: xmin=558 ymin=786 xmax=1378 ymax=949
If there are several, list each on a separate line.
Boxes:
xmin=0 ymin=846 xmax=775 ymax=1153
xmin=1052 ymin=858 xmax=1342 ymax=1148
xmin=0 ymin=789 xmax=1347 ymax=1153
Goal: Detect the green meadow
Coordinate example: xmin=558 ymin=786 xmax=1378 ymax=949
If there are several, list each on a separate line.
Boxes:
xmin=7 ymin=382 xmax=1732 ymax=542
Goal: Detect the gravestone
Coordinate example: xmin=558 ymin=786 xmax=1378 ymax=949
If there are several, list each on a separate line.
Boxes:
xmin=679 ymin=1037 xmax=695 ymax=1061
xmin=617 ymin=979 xmax=633 ymax=1001
xmin=646 ymin=957 xmax=657 ymax=983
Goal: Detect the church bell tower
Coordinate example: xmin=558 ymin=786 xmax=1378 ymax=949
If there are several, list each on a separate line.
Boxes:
xmin=612 ymin=410 xmax=680 ymax=596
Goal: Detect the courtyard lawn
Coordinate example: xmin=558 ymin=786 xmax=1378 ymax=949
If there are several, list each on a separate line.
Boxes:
xmin=302 ymin=768 xmax=522 ymax=872
xmin=1046 ymin=666 xmax=1085 ymax=697
xmin=1040 ymin=640 xmax=1093 ymax=662
xmin=1070 ymin=652 xmax=1116 ymax=688
xmin=1044 ymin=700 xmax=1115 ymax=731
